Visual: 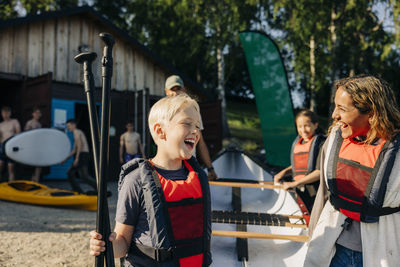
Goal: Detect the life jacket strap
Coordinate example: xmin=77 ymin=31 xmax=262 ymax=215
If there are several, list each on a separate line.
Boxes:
xmin=330 ymin=194 xmax=400 ymax=219
xmin=131 ymin=241 xmax=205 ymax=262
xmin=365 ymin=205 xmax=400 ymax=217
xmin=130 ymin=243 xmax=173 ymax=262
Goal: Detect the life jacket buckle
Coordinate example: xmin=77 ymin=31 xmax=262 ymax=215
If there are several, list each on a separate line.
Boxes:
xmin=341 ymin=217 xmax=353 ymax=230
xmin=155 ymin=247 xmax=173 ymax=262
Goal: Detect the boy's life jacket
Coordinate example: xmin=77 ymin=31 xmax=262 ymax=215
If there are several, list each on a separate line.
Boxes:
xmin=118 ymin=157 xmax=211 ymax=267
xmin=290 ymin=134 xmax=325 ymax=181
xmin=326 ymin=130 xmax=400 ymax=223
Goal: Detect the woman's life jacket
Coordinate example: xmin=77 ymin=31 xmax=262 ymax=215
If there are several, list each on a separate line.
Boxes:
xmin=118 ymin=157 xmax=211 ymax=267
xmin=290 ymin=134 xmax=325 ymax=181
xmin=326 ymin=130 xmax=400 ymax=222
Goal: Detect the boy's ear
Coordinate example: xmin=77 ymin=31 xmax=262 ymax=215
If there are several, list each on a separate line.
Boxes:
xmin=153 ymin=123 xmax=166 ymax=140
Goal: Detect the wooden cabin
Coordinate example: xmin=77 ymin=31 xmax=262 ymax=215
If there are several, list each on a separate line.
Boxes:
xmin=0 ymin=6 xmax=222 ymax=180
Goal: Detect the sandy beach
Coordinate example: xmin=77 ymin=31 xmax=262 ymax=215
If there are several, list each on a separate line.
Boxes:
xmin=0 ymin=180 xmax=121 ymax=267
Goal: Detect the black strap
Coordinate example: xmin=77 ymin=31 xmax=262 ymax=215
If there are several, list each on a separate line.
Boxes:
xmin=130 ymin=243 xmax=173 ymax=262
xmin=330 ymin=194 xmax=400 ymax=218
xmin=365 ymin=205 xmax=400 ymax=217
xmin=130 ymin=242 xmax=204 ymax=262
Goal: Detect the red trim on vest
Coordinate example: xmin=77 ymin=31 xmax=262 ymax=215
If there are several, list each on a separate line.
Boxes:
xmin=154 ymin=160 xmax=204 ymax=267
xmin=336 ymin=139 xmax=386 ymax=221
xmin=293 ymin=136 xmax=315 ymax=181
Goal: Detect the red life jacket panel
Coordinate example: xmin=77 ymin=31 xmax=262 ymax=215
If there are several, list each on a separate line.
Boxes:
xmin=290 ymin=134 xmax=324 ymax=181
xmin=154 ymin=160 xmax=205 ymax=267
xmin=292 ymin=136 xmax=315 ymax=180
xmin=326 ymin=129 xmax=400 ymax=222
xmin=335 ymin=138 xmax=386 ymax=221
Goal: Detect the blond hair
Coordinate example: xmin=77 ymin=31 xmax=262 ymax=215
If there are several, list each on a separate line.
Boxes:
xmin=148 ymin=94 xmax=201 ymax=144
xmin=331 ymin=75 xmax=400 ymax=143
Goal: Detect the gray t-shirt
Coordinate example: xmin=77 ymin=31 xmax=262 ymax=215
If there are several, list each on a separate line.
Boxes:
xmin=336 ymin=220 xmax=362 ymax=252
xmin=116 ymin=162 xmax=210 ymax=266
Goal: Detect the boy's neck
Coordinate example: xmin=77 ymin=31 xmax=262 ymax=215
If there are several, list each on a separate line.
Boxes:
xmin=151 ymin=154 xmax=183 ymax=170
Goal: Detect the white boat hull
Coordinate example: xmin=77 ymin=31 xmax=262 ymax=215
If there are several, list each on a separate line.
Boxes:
xmin=210 ymin=148 xmax=307 ymax=266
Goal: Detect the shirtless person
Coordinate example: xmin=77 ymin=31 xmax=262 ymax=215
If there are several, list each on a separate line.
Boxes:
xmin=24 ymin=106 xmax=42 ymax=182
xmin=0 ymin=106 xmax=21 ymax=181
xmin=119 ymin=121 xmax=145 ymax=164
xmin=63 ymin=119 xmax=97 ymax=194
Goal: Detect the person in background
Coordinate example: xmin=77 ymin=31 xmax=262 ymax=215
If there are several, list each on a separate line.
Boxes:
xmin=274 ymin=109 xmax=325 ymax=212
xmin=119 ymin=121 xmax=145 ymax=164
xmin=24 ymin=106 xmax=42 ymax=182
xmin=304 ymin=75 xmax=400 ymax=267
xmin=62 ymin=119 xmax=97 ymax=194
xmin=0 ymin=106 xmax=21 ymax=181
xmin=89 ymin=94 xmax=212 ymax=266
xmin=164 ymin=75 xmax=217 ymax=180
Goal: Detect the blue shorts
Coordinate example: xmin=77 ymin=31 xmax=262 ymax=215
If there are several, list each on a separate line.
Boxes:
xmin=124 ymin=153 xmax=141 ymax=163
xmin=330 ymin=244 xmax=363 ymax=267
xmin=0 ymin=143 xmax=8 ymax=162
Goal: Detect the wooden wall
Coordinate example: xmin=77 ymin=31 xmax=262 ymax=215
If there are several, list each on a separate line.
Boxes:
xmin=0 ymin=14 xmax=168 ymax=95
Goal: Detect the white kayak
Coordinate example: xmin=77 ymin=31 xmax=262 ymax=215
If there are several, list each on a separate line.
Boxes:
xmin=210 ymin=146 xmax=308 ymax=266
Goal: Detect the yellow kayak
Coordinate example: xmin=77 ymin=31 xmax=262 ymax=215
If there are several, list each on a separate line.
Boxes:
xmin=0 ymin=180 xmax=97 ymax=210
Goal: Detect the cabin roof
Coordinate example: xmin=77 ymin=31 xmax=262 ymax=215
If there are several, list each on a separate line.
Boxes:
xmin=0 ymin=5 xmax=212 ymax=100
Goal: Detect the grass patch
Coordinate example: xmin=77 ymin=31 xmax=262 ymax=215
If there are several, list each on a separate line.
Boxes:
xmin=226 ymin=99 xmax=264 ymax=154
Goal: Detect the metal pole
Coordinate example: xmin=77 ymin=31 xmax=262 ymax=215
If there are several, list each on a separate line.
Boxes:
xmin=97 ymin=32 xmax=115 ymax=267
xmin=134 ymin=90 xmax=138 ymax=130
xmin=142 ymin=89 xmax=146 ymax=153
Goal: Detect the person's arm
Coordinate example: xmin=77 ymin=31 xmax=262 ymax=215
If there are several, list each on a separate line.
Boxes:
xmin=62 ymin=134 xmax=77 ymax=164
xmin=14 ymin=120 xmax=21 ymax=134
xmin=273 ymin=166 xmax=292 ymax=184
xmin=282 ymin=169 xmax=320 ymax=190
xmin=73 ymin=131 xmax=83 ymax=166
xmin=119 ymin=134 xmax=125 ymax=164
xmin=24 ymin=121 xmax=31 ymax=131
xmin=197 ymin=133 xmax=217 ymax=180
xmin=89 ymin=222 xmax=134 ymax=258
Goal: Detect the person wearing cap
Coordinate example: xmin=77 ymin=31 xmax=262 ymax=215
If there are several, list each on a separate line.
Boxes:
xmin=165 ymin=75 xmax=218 ymax=180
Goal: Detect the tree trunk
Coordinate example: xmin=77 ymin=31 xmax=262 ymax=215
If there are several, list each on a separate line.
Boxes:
xmin=217 ymin=46 xmax=230 ymax=137
xmin=329 ymin=7 xmax=338 ymax=117
xmin=309 ymin=35 xmax=316 ymax=112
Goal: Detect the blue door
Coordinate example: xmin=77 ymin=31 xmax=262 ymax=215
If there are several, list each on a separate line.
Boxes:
xmin=45 ymin=98 xmax=75 ymax=179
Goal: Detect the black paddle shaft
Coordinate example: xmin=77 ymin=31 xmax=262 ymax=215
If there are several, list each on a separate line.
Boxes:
xmin=74 ymin=51 xmax=113 ymax=266
xmin=74 ymin=52 xmax=100 ymax=181
xmin=97 ymin=32 xmax=115 ymax=267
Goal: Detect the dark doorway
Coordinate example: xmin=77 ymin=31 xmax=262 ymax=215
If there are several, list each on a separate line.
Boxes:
xmin=74 ymin=102 xmax=99 ymax=178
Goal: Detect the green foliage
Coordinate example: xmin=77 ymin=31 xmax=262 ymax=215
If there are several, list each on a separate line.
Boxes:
xmin=0 ymin=0 xmax=79 ymax=18
xmin=270 ymin=0 xmax=400 ymax=112
xmin=0 ymin=0 xmax=18 ymax=19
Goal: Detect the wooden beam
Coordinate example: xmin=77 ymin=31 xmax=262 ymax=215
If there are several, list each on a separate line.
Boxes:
xmin=212 ymin=230 xmax=310 ymax=243
xmin=210 ymin=181 xmax=284 ymax=190
xmin=284 ymin=223 xmax=307 ymax=229
xmin=286 ymin=214 xmax=304 ymax=220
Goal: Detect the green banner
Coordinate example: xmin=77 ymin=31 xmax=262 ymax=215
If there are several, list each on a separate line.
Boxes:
xmin=239 ymin=31 xmax=296 ymax=167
